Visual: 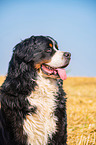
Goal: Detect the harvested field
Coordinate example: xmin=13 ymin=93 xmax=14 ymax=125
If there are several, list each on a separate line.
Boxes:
xmin=0 ymin=76 xmax=96 ymax=145
xmin=64 ymin=77 xmax=96 ymax=145
xmin=0 ymin=76 xmax=5 ymax=86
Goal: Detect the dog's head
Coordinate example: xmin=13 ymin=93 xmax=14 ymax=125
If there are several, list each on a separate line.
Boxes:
xmin=12 ymin=36 xmax=71 ymax=80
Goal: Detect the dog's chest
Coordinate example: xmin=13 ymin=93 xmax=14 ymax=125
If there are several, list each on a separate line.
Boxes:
xmin=23 ymin=76 xmax=58 ymax=145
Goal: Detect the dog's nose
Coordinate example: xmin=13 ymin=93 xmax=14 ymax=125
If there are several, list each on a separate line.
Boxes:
xmin=63 ymin=52 xmax=71 ymax=58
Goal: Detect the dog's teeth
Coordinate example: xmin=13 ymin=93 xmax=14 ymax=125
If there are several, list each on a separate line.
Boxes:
xmin=45 ymin=65 xmax=53 ymax=70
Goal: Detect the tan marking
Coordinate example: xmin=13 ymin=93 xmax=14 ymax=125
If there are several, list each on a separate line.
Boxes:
xmin=35 ymin=64 xmax=41 ymax=69
xmin=49 ymin=43 xmax=53 ymax=48
xmin=23 ymin=70 xmax=58 ymax=145
xmin=56 ymin=44 xmax=58 ymax=49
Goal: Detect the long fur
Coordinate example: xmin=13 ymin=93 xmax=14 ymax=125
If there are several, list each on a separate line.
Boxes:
xmin=0 ymin=36 xmax=69 ymax=145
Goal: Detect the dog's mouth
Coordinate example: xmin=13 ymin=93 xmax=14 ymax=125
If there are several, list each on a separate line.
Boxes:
xmin=41 ymin=64 xmax=68 ymax=80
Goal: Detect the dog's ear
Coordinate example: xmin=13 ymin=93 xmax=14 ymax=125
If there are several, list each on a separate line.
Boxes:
xmin=13 ymin=36 xmax=36 ymax=63
xmin=6 ymin=36 xmax=37 ymax=78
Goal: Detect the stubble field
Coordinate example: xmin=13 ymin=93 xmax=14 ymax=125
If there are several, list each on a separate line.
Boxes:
xmin=0 ymin=76 xmax=96 ymax=145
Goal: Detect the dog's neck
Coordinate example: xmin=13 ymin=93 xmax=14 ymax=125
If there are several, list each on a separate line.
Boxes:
xmin=37 ymin=69 xmax=58 ymax=87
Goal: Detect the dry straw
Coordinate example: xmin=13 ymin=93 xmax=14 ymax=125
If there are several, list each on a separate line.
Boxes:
xmin=64 ymin=77 xmax=96 ymax=145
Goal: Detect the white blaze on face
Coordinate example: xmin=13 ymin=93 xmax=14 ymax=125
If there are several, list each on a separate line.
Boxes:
xmin=47 ymin=37 xmax=58 ymax=52
xmin=46 ymin=50 xmax=66 ymax=68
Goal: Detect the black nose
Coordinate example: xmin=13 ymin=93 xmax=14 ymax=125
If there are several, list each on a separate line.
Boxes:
xmin=63 ymin=52 xmax=71 ymax=58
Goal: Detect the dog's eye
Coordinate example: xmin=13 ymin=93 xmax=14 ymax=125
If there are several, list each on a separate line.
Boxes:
xmin=45 ymin=48 xmax=52 ymax=53
xmin=45 ymin=43 xmax=53 ymax=53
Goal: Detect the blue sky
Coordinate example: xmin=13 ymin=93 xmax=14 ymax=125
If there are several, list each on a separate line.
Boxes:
xmin=0 ymin=0 xmax=96 ymax=76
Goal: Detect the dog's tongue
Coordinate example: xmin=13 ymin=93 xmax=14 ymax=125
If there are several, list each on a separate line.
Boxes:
xmin=56 ymin=68 xmax=67 ymax=80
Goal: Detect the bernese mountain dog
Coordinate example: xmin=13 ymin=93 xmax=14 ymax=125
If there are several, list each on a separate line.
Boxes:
xmin=0 ymin=36 xmax=71 ymax=145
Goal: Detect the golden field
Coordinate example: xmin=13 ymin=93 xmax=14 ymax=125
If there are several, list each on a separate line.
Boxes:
xmin=0 ymin=76 xmax=96 ymax=145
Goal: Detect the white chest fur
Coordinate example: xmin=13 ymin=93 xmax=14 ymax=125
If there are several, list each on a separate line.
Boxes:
xmin=23 ymin=72 xmax=58 ymax=145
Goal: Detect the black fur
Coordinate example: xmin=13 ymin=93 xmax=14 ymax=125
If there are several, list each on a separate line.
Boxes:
xmin=48 ymin=80 xmax=67 ymax=145
xmin=0 ymin=36 xmax=68 ymax=145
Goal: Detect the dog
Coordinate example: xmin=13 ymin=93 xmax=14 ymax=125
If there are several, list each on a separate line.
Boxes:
xmin=0 ymin=36 xmax=71 ymax=145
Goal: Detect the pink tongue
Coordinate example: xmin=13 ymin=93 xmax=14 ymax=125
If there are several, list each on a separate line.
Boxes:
xmin=56 ymin=68 xmax=67 ymax=80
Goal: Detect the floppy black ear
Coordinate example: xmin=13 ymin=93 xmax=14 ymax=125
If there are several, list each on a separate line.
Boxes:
xmin=14 ymin=36 xmax=36 ymax=63
xmin=7 ymin=36 xmax=37 ymax=78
